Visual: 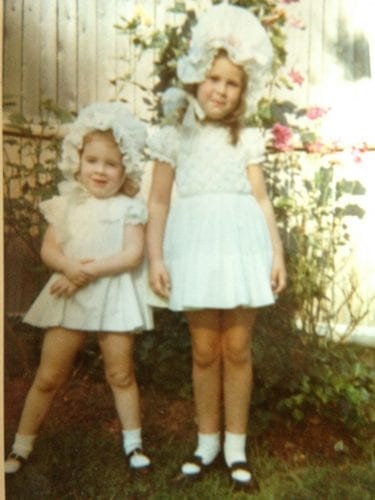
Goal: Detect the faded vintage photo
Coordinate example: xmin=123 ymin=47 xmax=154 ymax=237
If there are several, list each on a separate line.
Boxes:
xmin=3 ymin=1 xmax=375 ymax=498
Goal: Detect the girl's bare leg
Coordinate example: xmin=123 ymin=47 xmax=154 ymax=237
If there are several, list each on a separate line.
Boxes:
xmin=221 ymin=307 xmax=257 ymax=484
xmin=180 ymin=309 xmax=222 ymax=473
xmin=186 ymin=309 xmax=222 ymax=434
xmin=98 ymin=332 xmax=140 ymax=430
xmin=221 ymin=307 xmax=256 ymax=434
xmin=5 ymin=327 xmax=85 ymax=473
xmin=18 ymin=327 xmax=86 ymax=435
xmin=98 ymin=332 xmax=150 ymax=468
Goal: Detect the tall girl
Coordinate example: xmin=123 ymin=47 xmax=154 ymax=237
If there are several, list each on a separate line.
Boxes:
xmin=147 ymin=3 xmax=286 ymax=490
xmin=5 ymin=102 xmax=153 ymax=475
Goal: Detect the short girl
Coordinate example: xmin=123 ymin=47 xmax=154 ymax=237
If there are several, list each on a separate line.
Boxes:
xmin=5 ymin=102 xmax=153 ymax=475
xmin=147 ymin=4 xmax=286 ymax=491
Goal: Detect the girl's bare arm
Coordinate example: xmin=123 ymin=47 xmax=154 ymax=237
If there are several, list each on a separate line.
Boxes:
xmin=41 ymin=225 xmax=92 ymax=286
xmin=82 ymin=223 xmax=145 ymax=279
xmin=146 ymin=161 xmax=175 ymax=297
xmin=247 ymin=164 xmax=287 ymax=294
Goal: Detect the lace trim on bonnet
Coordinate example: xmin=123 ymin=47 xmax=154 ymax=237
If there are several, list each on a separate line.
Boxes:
xmin=58 ymin=101 xmax=147 ymax=184
xmin=163 ymin=3 xmax=273 ymax=120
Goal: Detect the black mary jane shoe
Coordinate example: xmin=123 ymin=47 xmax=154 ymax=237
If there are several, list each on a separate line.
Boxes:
xmin=173 ymin=454 xmax=220 ymax=483
xmin=229 ymin=461 xmax=260 ymax=493
xmin=127 ymin=448 xmax=151 ymax=475
xmin=5 ymin=452 xmax=28 ymax=474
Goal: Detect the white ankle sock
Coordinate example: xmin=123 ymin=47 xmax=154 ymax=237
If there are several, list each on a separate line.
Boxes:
xmin=5 ymin=433 xmax=37 ymax=474
xmin=195 ymin=432 xmax=221 ymax=465
xmin=224 ymin=432 xmax=247 ymax=467
xmin=122 ymin=428 xmax=150 ymax=468
xmin=12 ymin=433 xmax=37 ymax=459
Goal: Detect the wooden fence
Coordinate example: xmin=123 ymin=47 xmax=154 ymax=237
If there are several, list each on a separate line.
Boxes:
xmin=4 ymin=0 xmax=374 ymax=120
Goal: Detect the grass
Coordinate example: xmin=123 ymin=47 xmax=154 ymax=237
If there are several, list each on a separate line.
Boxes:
xmin=5 ymin=392 xmax=375 ymax=500
xmin=5 ymin=431 xmax=375 ymax=499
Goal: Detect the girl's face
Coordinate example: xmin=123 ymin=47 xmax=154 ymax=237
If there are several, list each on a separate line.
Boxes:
xmin=196 ymin=54 xmax=244 ymax=121
xmin=79 ymin=132 xmax=125 ymax=198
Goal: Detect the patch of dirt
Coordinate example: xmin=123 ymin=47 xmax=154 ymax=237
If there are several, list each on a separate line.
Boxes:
xmin=265 ymin=414 xmax=361 ymax=465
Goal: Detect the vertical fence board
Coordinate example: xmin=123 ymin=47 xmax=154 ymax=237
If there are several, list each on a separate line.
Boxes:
xmin=57 ymin=0 xmax=78 ymax=111
xmin=132 ymin=0 xmax=156 ymax=119
xmin=322 ymin=0 xmax=341 ymax=81
xmin=77 ymin=0 xmax=97 ymax=107
xmin=115 ymin=0 xmax=137 ymax=111
xmin=22 ymin=0 xmax=41 ymax=117
xmin=96 ymin=0 xmax=117 ymax=102
xmin=40 ymin=0 xmax=58 ymax=104
xmin=282 ymin=1 xmax=310 ymax=107
xmin=3 ymin=0 xmax=23 ymax=114
xmin=307 ymin=0 xmax=324 ymax=90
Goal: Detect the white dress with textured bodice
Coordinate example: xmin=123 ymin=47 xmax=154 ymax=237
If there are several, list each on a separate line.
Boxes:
xmin=148 ymin=121 xmax=275 ymax=311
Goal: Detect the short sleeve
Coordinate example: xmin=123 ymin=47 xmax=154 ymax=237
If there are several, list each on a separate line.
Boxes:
xmin=124 ymin=197 xmax=148 ymax=225
xmin=39 ymin=195 xmax=69 ymax=227
xmin=240 ymin=128 xmax=266 ymax=165
xmin=147 ymin=125 xmax=179 ymax=168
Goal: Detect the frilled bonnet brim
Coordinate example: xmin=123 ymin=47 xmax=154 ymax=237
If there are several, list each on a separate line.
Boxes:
xmin=58 ymin=101 xmax=147 ymax=182
xmin=176 ymin=3 xmax=273 ymax=116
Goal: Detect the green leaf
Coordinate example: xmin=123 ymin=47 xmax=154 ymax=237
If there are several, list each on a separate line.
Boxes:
xmin=8 ymin=112 xmax=29 ymax=127
xmin=342 ymin=204 xmax=365 ymax=218
xmin=292 ymin=408 xmax=304 ymax=420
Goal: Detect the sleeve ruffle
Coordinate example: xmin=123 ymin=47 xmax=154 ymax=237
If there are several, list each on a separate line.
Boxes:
xmin=241 ymin=128 xmax=266 ymax=165
xmin=147 ymin=126 xmax=179 ymax=167
xmin=124 ymin=197 xmax=148 ymax=225
xmin=39 ymin=196 xmax=69 ymax=227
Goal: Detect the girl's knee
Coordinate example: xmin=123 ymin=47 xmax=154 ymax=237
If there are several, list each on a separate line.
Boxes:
xmin=193 ymin=343 xmax=221 ymax=369
xmin=34 ymin=369 xmax=66 ymax=393
xmin=105 ymin=367 xmax=135 ymax=390
xmin=223 ymin=342 xmax=251 ymax=366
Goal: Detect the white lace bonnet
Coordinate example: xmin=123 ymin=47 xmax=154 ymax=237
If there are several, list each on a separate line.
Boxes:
xmin=173 ymin=2 xmax=273 ymax=117
xmin=59 ymin=102 xmax=147 ymax=182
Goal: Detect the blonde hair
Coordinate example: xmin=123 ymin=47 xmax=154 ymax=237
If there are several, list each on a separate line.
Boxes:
xmin=80 ymin=130 xmax=140 ymax=197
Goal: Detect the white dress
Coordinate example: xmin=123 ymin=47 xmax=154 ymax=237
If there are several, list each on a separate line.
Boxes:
xmin=148 ymin=120 xmax=275 ymax=311
xmin=24 ymin=185 xmax=153 ymax=332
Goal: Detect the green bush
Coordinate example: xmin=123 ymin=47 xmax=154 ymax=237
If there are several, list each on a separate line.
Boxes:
xmin=253 ymin=308 xmax=375 ymax=430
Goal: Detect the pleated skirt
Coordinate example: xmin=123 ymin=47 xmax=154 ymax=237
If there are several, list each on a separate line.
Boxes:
xmin=164 ymin=193 xmax=275 ymax=311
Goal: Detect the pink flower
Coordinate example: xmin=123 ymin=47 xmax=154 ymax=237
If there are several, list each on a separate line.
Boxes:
xmin=351 ymin=143 xmax=369 ymax=163
xmin=272 ymin=123 xmax=293 ymax=151
xmin=281 ymin=0 xmax=300 ymax=3
xmin=306 ymin=106 xmax=329 ymax=120
xmin=288 ymin=68 xmax=304 ymax=86
xmin=351 ymin=148 xmax=363 ymax=163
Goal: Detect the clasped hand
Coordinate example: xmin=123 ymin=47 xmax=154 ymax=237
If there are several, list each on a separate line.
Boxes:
xmin=49 ymin=258 xmax=96 ymax=297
